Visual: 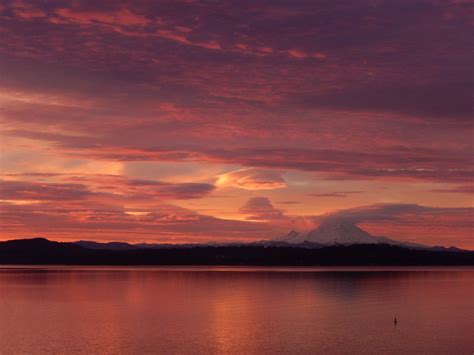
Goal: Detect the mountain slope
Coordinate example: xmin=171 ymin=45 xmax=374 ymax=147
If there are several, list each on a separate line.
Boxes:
xmin=282 ymin=219 xmax=426 ymax=248
xmin=306 ymin=220 xmax=380 ymax=244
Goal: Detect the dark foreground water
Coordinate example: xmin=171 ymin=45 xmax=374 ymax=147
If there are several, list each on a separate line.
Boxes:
xmin=0 ymin=267 xmax=472 ymax=354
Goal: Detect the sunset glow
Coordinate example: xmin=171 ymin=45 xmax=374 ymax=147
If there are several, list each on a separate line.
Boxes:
xmin=0 ymin=0 xmax=472 ymax=248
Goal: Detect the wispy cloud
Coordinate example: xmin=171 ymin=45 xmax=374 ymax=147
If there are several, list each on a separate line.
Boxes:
xmin=238 ymin=197 xmax=285 ymax=221
xmin=0 ymin=0 xmax=472 ymax=247
xmin=310 ymin=191 xmax=362 ymax=198
xmin=216 ymin=168 xmax=287 ymax=190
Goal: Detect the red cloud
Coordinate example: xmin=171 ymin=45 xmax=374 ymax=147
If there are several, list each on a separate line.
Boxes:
xmin=239 ymin=197 xmax=285 ymax=221
xmin=0 ymin=0 xmax=472 ymax=248
xmin=216 ymin=168 xmax=287 ymax=190
xmin=0 ymin=201 xmax=280 ymax=243
xmin=0 ymin=177 xmax=215 ymax=202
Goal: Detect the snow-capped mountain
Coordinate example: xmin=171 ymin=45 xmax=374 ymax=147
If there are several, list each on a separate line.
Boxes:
xmin=306 ymin=219 xmax=382 ymax=244
xmin=280 ymin=219 xmax=425 ymax=248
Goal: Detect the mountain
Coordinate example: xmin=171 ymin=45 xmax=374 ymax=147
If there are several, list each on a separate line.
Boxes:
xmin=74 ymin=240 xmax=143 ymax=250
xmin=281 ymin=230 xmax=303 ymax=243
xmin=73 ymin=240 xmax=236 ymax=250
xmin=307 ymin=220 xmax=380 ymax=244
xmin=281 ymin=219 xmax=427 ymax=248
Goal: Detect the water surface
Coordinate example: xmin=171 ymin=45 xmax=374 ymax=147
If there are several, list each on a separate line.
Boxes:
xmin=0 ymin=266 xmax=472 ymax=354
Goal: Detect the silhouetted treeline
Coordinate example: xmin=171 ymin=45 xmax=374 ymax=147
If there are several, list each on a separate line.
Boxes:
xmin=0 ymin=238 xmax=472 ymax=266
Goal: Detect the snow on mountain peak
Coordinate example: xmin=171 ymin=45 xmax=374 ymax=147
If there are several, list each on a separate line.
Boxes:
xmin=278 ymin=219 xmax=378 ymax=245
xmin=305 ymin=219 xmax=380 ymax=244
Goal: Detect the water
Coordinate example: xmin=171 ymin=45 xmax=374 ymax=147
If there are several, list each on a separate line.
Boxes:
xmin=0 ymin=267 xmax=472 ymax=354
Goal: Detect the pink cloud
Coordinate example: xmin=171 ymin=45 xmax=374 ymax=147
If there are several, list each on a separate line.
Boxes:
xmin=310 ymin=191 xmax=362 ymax=198
xmin=238 ymin=197 xmax=285 ymax=221
xmin=0 ymin=0 xmax=472 ymax=248
xmin=287 ymin=49 xmax=307 ymax=59
xmin=216 ymin=168 xmax=287 ymax=190
xmin=0 ymin=201 xmax=280 ymax=243
xmin=0 ymin=176 xmax=215 ymax=202
xmin=53 ymin=8 xmax=149 ymax=27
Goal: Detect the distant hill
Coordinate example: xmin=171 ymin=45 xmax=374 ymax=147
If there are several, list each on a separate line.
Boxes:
xmin=0 ymin=238 xmax=472 ymax=266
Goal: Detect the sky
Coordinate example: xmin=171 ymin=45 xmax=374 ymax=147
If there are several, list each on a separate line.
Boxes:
xmin=0 ymin=0 xmax=473 ymax=248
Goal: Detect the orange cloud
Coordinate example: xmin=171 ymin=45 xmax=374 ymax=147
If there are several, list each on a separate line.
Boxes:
xmin=238 ymin=197 xmax=284 ymax=221
xmin=0 ymin=0 xmax=472 ymax=248
xmin=216 ymin=169 xmax=287 ymax=190
xmin=53 ymin=8 xmax=149 ymax=27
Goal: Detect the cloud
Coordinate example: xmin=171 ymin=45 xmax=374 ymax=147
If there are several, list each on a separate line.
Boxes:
xmin=319 ymin=204 xmax=474 ymax=228
xmin=0 ymin=200 xmax=279 ymax=243
xmin=5 ymin=127 xmax=468 ymax=183
xmin=288 ymin=81 xmax=473 ymax=121
xmin=0 ymin=0 xmax=472 ymax=248
xmin=216 ymin=168 xmax=287 ymax=190
xmin=0 ymin=176 xmax=215 ymax=201
xmin=52 ymin=7 xmax=149 ymax=27
xmin=0 ymin=180 xmax=91 ymax=201
xmin=1 ymin=0 xmax=472 ymax=186
xmin=310 ymin=191 xmax=362 ymax=198
xmin=430 ymin=185 xmax=474 ymax=194
xmin=238 ymin=197 xmax=285 ymax=221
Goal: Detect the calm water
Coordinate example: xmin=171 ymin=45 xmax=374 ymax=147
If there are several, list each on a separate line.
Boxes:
xmin=0 ymin=267 xmax=472 ymax=354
